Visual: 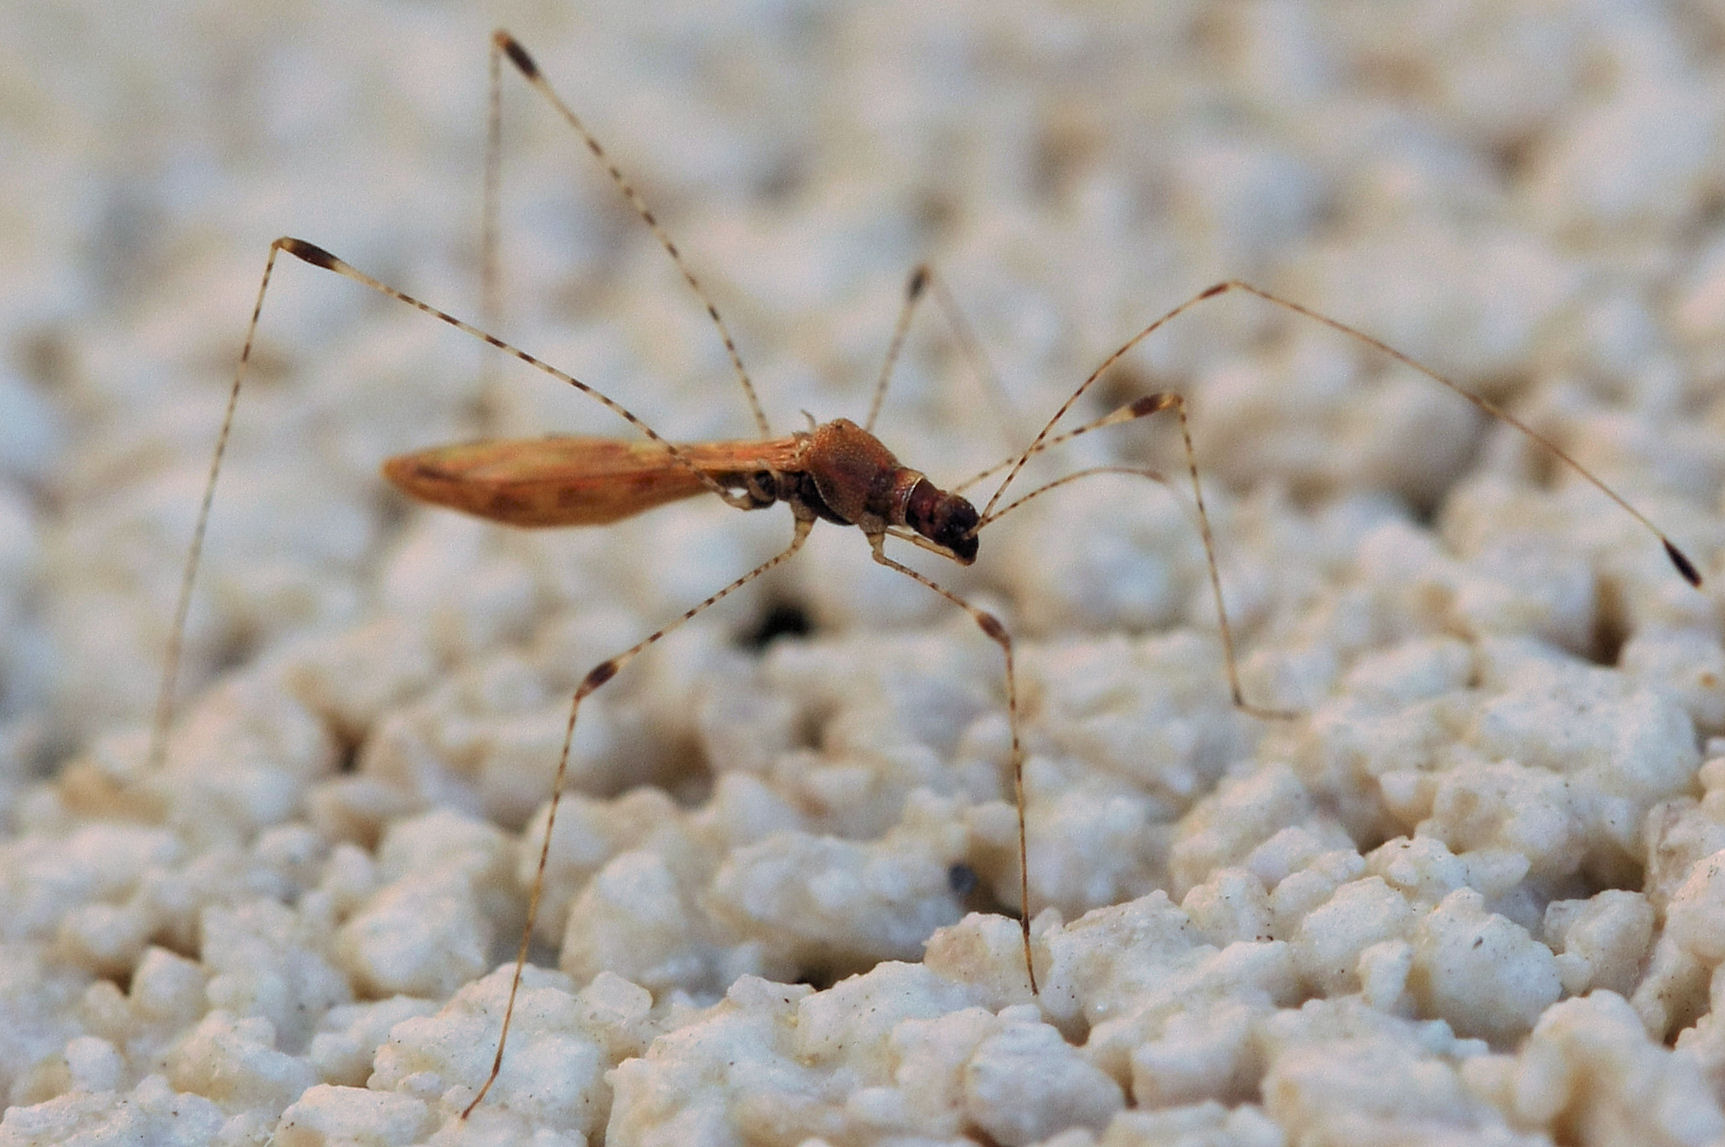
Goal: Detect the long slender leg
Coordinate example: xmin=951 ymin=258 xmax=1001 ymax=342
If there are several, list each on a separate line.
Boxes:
xmin=465 ymin=31 xmax=506 ymax=435
xmin=481 ymin=35 xmax=503 ymax=340
xmin=952 ymin=393 xmax=1181 ymax=496
xmin=924 ymin=268 xmax=1026 ymax=445
xmin=146 ymin=244 xmax=283 ymax=773
xmin=463 ymin=514 xmax=815 ymax=1117
xmin=863 ymin=266 xmax=929 ymax=433
xmin=274 ymin=238 xmax=754 ymax=511
xmin=983 ymin=392 xmax=1291 ymax=720
xmin=863 ymin=264 xmax=1024 ymax=445
xmin=977 ymin=282 xmax=1699 ymax=587
xmin=866 ymin=538 xmax=1037 ymax=994
xmin=491 ymin=31 xmax=771 ymax=438
xmin=149 ymin=230 xmax=771 ymax=879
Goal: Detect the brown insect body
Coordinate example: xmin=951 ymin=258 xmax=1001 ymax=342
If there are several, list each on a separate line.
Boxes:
xmin=383 ymin=416 xmax=983 ymax=561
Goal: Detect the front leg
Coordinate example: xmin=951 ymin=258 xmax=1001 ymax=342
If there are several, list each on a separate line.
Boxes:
xmin=865 ymin=533 xmax=1038 ymax=995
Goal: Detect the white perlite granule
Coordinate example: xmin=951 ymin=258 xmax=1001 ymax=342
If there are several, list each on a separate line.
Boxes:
xmin=5 ymin=3 xmax=1725 ymax=1145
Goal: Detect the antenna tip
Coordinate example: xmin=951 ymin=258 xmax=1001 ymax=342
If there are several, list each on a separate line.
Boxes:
xmin=1665 ymin=539 xmax=1703 ymax=588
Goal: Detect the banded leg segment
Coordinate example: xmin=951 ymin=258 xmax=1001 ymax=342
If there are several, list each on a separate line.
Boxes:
xmin=463 ymin=513 xmax=815 ymax=1117
xmin=274 ymin=238 xmax=754 ymax=512
xmin=977 ymin=281 xmax=1701 ymax=588
xmin=491 ymin=31 xmax=771 ymax=439
xmin=863 ymin=264 xmax=1022 ymax=445
xmin=866 ymin=536 xmax=1038 ymax=994
xmin=971 ymin=388 xmax=1292 ymax=720
xmin=147 ymin=243 xmax=284 ymax=774
xmin=864 ymin=265 xmax=930 ymax=433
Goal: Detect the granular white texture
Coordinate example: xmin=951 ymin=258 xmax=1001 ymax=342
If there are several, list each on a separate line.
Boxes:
xmin=6 ymin=2 xmax=1725 ymax=1145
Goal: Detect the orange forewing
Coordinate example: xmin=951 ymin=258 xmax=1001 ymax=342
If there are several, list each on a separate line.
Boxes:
xmin=382 ymin=434 xmax=803 ymax=527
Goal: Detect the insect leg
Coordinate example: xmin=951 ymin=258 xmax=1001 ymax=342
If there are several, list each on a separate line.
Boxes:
xmin=864 ymin=264 xmax=1024 ymax=445
xmin=863 ymin=265 xmax=930 ymax=433
xmin=463 ymin=513 xmax=814 ymax=1117
xmin=866 ymin=538 xmax=1038 ymax=994
xmin=146 ymin=241 xmax=285 ymax=773
xmin=983 ymin=393 xmax=1292 ymax=721
xmin=272 ymin=238 xmax=755 ymax=511
xmin=490 ymin=30 xmax=771 ymax=438
xmin=978 ymin=283 xmax=1699 ymax=587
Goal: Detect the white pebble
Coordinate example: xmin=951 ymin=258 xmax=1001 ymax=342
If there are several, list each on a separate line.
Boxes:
xmin=1408 ymin=888 xmax=1561 ymax=1046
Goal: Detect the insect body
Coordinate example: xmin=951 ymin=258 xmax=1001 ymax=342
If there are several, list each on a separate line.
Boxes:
xmin=383 ymin=417 xmax=982 ymax=562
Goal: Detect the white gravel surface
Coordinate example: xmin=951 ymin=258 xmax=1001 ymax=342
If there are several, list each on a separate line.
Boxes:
xmin=5 ymin=2 xmax=1725 ymax=1145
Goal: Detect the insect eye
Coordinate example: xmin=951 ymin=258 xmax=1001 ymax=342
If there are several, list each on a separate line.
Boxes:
xmin=934 ymin=496 xmax=980 ymax=561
